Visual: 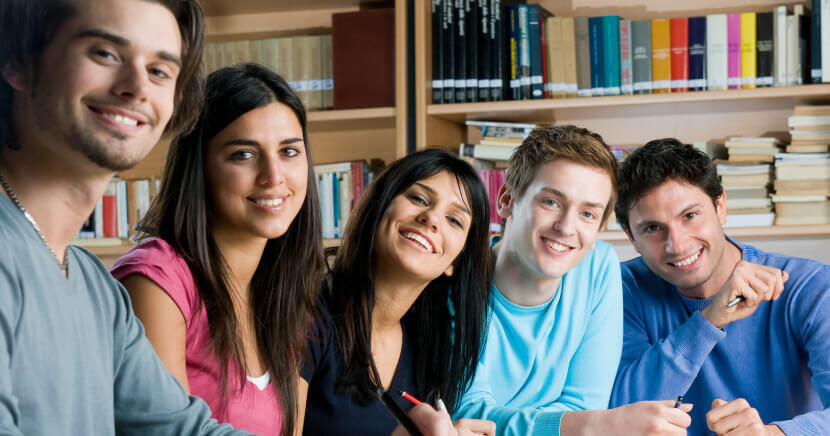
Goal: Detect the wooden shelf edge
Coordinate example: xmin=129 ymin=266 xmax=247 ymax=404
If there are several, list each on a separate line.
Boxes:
xmin=427 ymin=84 xmax=830 ymax=119
xmin=600 ymin=224 xmax=830 ymax=242
xmin=309 ymin=107 xmax=396 ymax=123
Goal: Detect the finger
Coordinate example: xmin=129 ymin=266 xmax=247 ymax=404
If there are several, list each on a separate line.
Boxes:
xmin=665 ymin=407 xmax=692 ymax=428
xmin=406 ymin=403 xmax=454 ymax=435
xmin=744 ymin=272 xmax=774 ymax=302
xmin=453 ymin=419 xmax=496 ymax=435
xmin=712 ymin=405 xmax=761 ymax=436
xmin=772 ymin=270 xmax=787 ymax=300
xmin=706 ymin=398 xmax=751 ymax=431
xmin=679 ymin=402 xmax=694 ymax=413
xmin=732 ymin=279 xmax=760 ymax=307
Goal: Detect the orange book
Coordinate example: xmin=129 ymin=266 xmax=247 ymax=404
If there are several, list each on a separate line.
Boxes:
xmin=651 ymin=18 xmax=672 ymax=93
xmin=670 ymin=18 xmax=689 ymax=92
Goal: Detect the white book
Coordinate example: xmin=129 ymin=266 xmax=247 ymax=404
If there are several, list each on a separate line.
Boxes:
xmin=771 ymin=194 xmax=829 ymax=202
xmin=707 ymin=14 xmax=728 ymax=90
xmin=787 ymin=15 xmax=798 ymax=85
xmin=822 ymin=0 xmax=830 ymax=82
xmin=315 ymin=162 xmax=353 ymax=174
xmin=725 ymin=198 xmax=772 ymax=209
xmin=774 ymin=5 xmax=788 ymax=86
xmin=116 ymin=179 xmax=129 ymax=239
xmin=724 ymin=212 xmax=775 ymax=228
xmin=459 ymin=143 xmax=516 ymax=161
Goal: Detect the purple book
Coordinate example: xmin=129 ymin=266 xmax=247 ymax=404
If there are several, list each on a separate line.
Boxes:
xmin=727 ymin=13 xmax=742 ymax=89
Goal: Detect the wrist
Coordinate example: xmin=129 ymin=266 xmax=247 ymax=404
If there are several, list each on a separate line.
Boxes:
xmin=765 ymin=424 xmax=786 ymax=436
xmin=700 ymin=307 xmax=725 ymax=329
xmin=560 ymin=410 xmax=604 ymax=436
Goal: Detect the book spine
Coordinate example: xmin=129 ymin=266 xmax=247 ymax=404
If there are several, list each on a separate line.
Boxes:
xmin=443 ymin=0 xmax=456 ymax=103
xmin=478 ymin=0 xmax=490 ymax=101
xmin=651 ymin=18 xmax=671 ymax=93
xmin=620 ymin=19 xmax=633 ymax=95
xmin=632 ymin=19 xmax=652 ymax=94
xmin=321 ymin=35 xmax=334 ymax=109
xmin=799 ymin=13 xmax=811 ymax=85
xmin=562 ymin=17 xmax=578 ymax=97
xmin=814 ymin=0 xmax=823 ymax=82
xmin=727 ymin=14 xmax=742 ymax=89
xmin=518 ymin=5 xmax=531 ymax=99
xmin=774 ymin=5 xmax=787 ymax=86
xmin=823 ymin=0 xmax=830 ymax=82
xmin=546 ymin=17 xmax=562 ymax=97
xmin=688 ymin=16 xmax=706 ymax=91
xmin=527 ymin=4 xmax=544 ymax=99
xmin=539 ymin=14 xmax=549 ymax=98
xmin=670 ymin=17 xmax=689 ymax=92
xmin=602 ymin=16 xmax=621 ymax=96
xmin=787 ymin=14 xmax=797 ymax=85
xmin=508 ymin=5 xmax=520 ymax=99
xmin=102 ymin=184 xmax=116 ymax=239
xmin=741 ymin=12 xmax=757 ymax=88
xmin=589 ymin=17 xmax=605 ymax=96
xmin=756 ymin=12 xmax=773 ymax=87
xmin=432 ymin=0 xmax=444 ymax=103
xmin=706 ymin=14 xmax=728 ymax=90
xmin=455 ymin=0 xmax=467 ymax=102
xmin=574 ymin=17 xmax=592 ymax=97
xmin=466 ymin=0 xmax=479 ymax=102
xmin=490 ymin=0 xmax=503 ymax=101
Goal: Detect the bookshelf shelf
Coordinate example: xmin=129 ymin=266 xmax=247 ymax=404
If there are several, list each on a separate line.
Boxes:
xmin=599 ymin=224 xmax=830 ymax=242
xmin=309 ymin=107 xmax=396 ymax=123
xmin=427 ymin=85 xmax=830 ymax=123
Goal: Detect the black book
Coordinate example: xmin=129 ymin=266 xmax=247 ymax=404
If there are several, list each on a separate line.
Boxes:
xmin=490 ymin=0 xmax=503 ymax=101
xmin=799 ymin=13 xmax=812 ymax=84
xmin=812 ymin=0 xmax=822 ymax=83
xmin=466 ymin=0 xmax=479 ymax=102
xmin=756 ymin=12 xmax=773 ymax=87
xmin=527 ymin=4 xmax=553 ymax=99
xmin=432 ymin=0 xmax=443 ymax=104
xmin=478 ymin=0 xmax=491 ymax=101
xmin=455 ymin=0 xmax=467 ymax=103
xmin=442 ymin=0 xmax=455 ymax=103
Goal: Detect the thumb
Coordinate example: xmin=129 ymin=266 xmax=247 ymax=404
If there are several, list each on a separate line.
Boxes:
xmin=712 ymin=398 xmax=727 ymax=408
xmin=680 ymin=402 xmax=694 ymax=413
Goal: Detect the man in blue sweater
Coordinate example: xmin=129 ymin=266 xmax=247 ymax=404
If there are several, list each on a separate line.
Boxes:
xmin=456 ymin=126 xmax=693 ymax=436
xmin=610 ymin=138 xmax=830 ymax=435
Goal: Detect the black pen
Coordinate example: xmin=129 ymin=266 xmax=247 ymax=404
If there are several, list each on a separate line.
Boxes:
xmin=377 ymin=388 xmax=423 ymax=436
xmin=673 ymin=395 xmax=683 ymax=408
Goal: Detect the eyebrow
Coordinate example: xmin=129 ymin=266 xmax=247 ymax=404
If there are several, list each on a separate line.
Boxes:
xmin=221 ymin=137 xmax=304 ymax=147
xmin=77 ymin=28 xmax=182 ymax=67
xmin=540 ymin=186 xmax=605 ymax=210
xmin=633 ymin=202 xmax=704 ymax=232
xmin=414 ymin=182 xmax=472 ymax=216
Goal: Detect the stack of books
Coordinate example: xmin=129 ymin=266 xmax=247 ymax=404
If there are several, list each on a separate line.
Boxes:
xmin=459 ymin=121 xmax=539 ymax=163
xmin=477 ymin=169 xmax=506 ymax=233
xmin=716 ymin=162 xmax=775 ymax=227
xmin=772 ymin=153 xmax=830 ymax=225
xmin=787 ymin=105 xmax=830 ymax=152
xmin=724 ymin=136 xmax=785 ymax=163
xmin=76 ymin=177 xmax=159 ymax=243
xmin=314 ymin=161 xmax=382 ymax=239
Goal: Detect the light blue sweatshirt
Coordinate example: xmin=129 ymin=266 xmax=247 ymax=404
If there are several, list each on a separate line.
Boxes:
xmin=455 ymin=241 xmax=623 ymax=436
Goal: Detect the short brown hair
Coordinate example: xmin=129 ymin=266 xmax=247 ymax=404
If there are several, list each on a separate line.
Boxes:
xmin=504 ymin=125 xmax=619 ymax=223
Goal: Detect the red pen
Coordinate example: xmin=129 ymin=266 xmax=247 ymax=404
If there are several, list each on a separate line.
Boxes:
xmin=398 ymin=390 xmax=422 ymax=405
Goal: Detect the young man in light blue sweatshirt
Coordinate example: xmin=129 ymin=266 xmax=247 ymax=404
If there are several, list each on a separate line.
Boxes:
xmin=610 ymin=138 xmax=830 ymax=435
xmin=455 ymin=126 xmax=693 ymax=436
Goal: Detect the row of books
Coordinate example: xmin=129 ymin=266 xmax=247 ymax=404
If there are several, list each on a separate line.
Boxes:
xmin=75 ymin=177 xmax=159 ymax=243
xmin=315 ymin=160 xmax=382 ymax=239
xmin=432 ymin=1 xmax=827 ymax=103
xmin=204 ymin=36 xmax=334 ymax=111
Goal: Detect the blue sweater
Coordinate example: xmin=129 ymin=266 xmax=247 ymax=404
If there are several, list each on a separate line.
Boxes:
xmin=612 ymin=237 xmax=830 ymax=435
xmin=455 ymin=241 xmax=623 ymax=436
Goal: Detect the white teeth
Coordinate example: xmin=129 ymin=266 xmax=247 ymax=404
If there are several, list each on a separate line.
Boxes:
xmin=255 ymin=198 xmax=284 ymax=207
xmin=671 ymin=251 xmax=701 ymax=267
xmin=545 ymin=239 xmax=569 ymax=252
xmin=403 ymin=232 xmax=433 ymax=253
xmin=102 ymin=112 xmax=139 ymax=126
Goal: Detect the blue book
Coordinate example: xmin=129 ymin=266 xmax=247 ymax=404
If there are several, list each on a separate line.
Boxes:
xmin=688 ymin=16 xmax=706 ymax=91
xmin=813 ymin=0 xmax=822 ymax=82
xmin=601 ymin=15 xmax=621 ymax=95
xmin=588 ymin=17 xmax=604 ymax=96
xmin=526 ymin=4 xmax=552 ymax=99
xmin=331 ymin=172 xmax=341 ymax=238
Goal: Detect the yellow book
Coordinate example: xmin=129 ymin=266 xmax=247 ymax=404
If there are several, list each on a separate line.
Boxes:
xmin=546 ymin=17 xmax=565 ymax=98
xmin=562 ymin=17 xmax=578 ymax=97
xmin=651 ymin=18 xmax=671 ymax=93
xmin=741 ymin=12 xmax=757 ymax=88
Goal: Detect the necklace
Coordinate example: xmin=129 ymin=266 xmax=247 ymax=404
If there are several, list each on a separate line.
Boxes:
xmin=0 ymin=170 xmax=68 ymax=272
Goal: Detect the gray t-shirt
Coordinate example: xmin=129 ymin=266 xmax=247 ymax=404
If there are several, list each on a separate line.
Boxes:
xmin=0 ymin=195 xmax=250 ymax=435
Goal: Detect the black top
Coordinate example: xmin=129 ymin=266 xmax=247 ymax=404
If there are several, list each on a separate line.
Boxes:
xmin=300 ymin=300 xmax=418 ymax=436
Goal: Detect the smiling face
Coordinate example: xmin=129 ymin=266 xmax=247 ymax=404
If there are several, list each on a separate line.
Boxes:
xmin=4 ymin=0 xmax=182 ymax=172
xmin=625 ymin=179 xmax=731 ymax=294
xmin=499 ymin=159 xmax=612 ymax=281
xmin=373 ymin=170 xmax=473 ymax=282
xmin=204 ymin=102 xmax=308 ymax=243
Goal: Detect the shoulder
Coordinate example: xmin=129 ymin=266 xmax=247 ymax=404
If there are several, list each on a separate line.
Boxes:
xmin=746 ymin=243 xmax=830 ymax=299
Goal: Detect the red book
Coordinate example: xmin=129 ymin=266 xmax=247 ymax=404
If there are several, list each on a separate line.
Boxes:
xmin=670 ymin=17 xmax=689 ymax=92
xmin=101 ymin=186 xmax=117 ymax=238
xmin=332 ymin=9 xmax=395 ymax=109
xmin=540 ymin=18 xmax=549 ymax=98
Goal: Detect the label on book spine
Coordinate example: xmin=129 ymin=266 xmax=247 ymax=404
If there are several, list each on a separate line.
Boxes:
xmin=670 ymin=79 xmax=689 ymax=88
xmin=531 ymin=75 xmax=543 ymax=84
xmin=591 ymin=87 xmax=605 ymax=95
xmin=621 ymin=84 xmax=634 ymax=94
xmin=432 ymin=80 xmax=444 ymax=89
xmin=652 ymin=80 xmax=671 ymax=89
xmin=491 ymin=79 xmax=503 ymax=87
xmin=521 ymin=77 xmax=532 ymax=85
xmin=634 ymin=81 xmax=653 ymax=91
xmin=756 ymin=76 xmax=773 ymax=86
xmin=708 ymin=78 xmax=726 ymax=88
xmin=688 ymin=79 xmax=707 ymax=88
xmin=566 ymin=84 xmax=578 ymax=92
xmin=545 ymin=83 xmax=554 ymax=92
xmin=727 ymin=77 xmax=742 ymax=86
xmin=479 ymin=80 xmax=490 ymax=88
xmin=813 ymin=69 xmax=822 ymax=81
xmin=605 ymin=86 xmax=621 ymax=95
xmin=443 ymin=79 xmax=454 ymax=87
xmin=741 ymin=77 xmax=757 ymax=86
xmin=466 ymin=79 xmax=478 ymax=87
xmin=578 ymin=89 xmax=593 ymax=97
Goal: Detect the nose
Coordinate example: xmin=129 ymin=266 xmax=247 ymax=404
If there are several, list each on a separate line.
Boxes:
xmin=257 ymin=154 xmax=287 ymax=186
xmin=113 ymin=60 xmax=151 ymax=103
xmin=664 ymin=226 xmax=687 ymax=255
xmin=416 ymin=209 xmax=439 ymax=232
xmin=553 ymin=209 xmax=576 ymax=235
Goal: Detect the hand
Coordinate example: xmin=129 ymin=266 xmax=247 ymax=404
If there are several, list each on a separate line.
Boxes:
xmin=700 ymin=261 xmax=788 ymax=329
xmin=453 ymin=418 xmax=496 ymax=436
xmin=706 ymin=398 xmax=785 ymax=436
xmin=390 ymin=403 xmax=458 ymax=436
xmin=562 ymin=400 xmax=692 ymax=436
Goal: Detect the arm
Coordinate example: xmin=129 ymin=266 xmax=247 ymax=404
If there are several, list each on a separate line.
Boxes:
xmin=121 ymin=274 xmax=190 ymax=393
xmin=295 ymin=376 xmax=308 ymax=436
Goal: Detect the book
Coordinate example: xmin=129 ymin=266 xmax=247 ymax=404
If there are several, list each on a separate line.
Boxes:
xmin=823 ymin=0 xmax=830 ymax=82
xmin=790 ymin=130 xmax=830 ymax=141
xmin=459 ymin=142 xmax=516 ymax=161
xmin=688 ymin=16 xmax=706 ymax=91
xmin=793 ymin=105 xmax=830 ymax=116
xmin=527 ymin=4 xmax=551 ymax=99
xmin=545 ymin=16 xmax=563 ymax=97
xmin=788 ymin=115 xmax=830 ymax=128
xmin=321 ymin=35 xmax=333 ymax=109
xmin=756 ymin=11 xmax=773 ymax=87
xmin=726 ymin=197 xmax=772 ymax=209
xmin=787 ymin=144 xmax=830 ymax=152
xmin=813 ymin=0 xmax=823 ymax=82
xmin=518 ymin=5 xmax=531 ymax=99
xmin=589 ymin=17 xmax=605 ymax=96
xmin=740 ymin=12 xmax=757 ymax=88
xmin=652 ymin=18 xmax=671 ymax=93
xmin=443 ymin=0 xmax=456 ymax=103
xmin=602 ymin=15 xmax=621 ymax=96
xmin=432 ymin=0 xmax=444 ymax=103
xmin=477 ymin=0 xmax=490 ymax=102
xmin=797 ymin=6 xmax=812 ymax=85
xmin=774 ymin=200 xmax=830 ymax=218
xmin=632 ymin=19 xmax=653 ymax=94
xmin=507 ymin=5 xmax=520 ymax=99
xmin=787 ymin=13 xmax=798 ymax=85
xmin=620 ymin=19 xmax=633 ymax=95
xmin=574 ymin=16 xmax=592 ymax=97
xmin=728 ymin=14 xmax=742 ymax=89
xmin=776 ymin=164 xmax=830 ymax=180
xmin=670 ymin=17 xmax=689 ymax=92
xmin=562 ymin=17 xmax=578 ymax=97
xmin=455 ymin=0 xmax=468 ymax=103
xmin=775 ymin=179 xmax=830 ymax=195
xmin=467 ymin=0 xmax=479 ymax=102
xmin=723 ymin=212 xmax=775 ymax=227
xmin=707 ymin=14 xmax=728 ymax=90
xmin=725 ymin=137 xmax=784 ymax=148
xmin=774 ymin=5 xmax=788 ymax=86
xmin=490 ymin=0 xmax=503 ymax=101
xmin=693 ymin=141 xmax=727 ymax=159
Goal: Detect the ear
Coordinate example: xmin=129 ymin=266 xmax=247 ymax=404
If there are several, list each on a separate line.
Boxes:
xmin=496 ymin=184 xmax=514 ymax=220
xmin=715 ymin=188 xmax=727 ymax=226
xmin=2 ymin=64 xmax=29 ymax=92
xmin=443 ymin=263 xmax=454 ymax=277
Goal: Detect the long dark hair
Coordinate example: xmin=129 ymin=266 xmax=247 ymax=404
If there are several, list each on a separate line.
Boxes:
xmin=137 ymin=63 xmax=324 ymax=434
xmin=325 ymin=149 xmax=490 ymax=413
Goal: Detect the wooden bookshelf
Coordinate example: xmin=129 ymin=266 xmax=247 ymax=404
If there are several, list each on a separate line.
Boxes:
xmin=599 ymin=224 xmax=830 ymax=242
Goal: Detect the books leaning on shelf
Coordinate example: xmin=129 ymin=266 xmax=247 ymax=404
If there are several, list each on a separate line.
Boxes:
xmin=476 ymin=169 xmax=505 ymax=233
xmin=431 ymin=1 xmax=826 ymax=104
xmin=314 ymin=160 xmax=383 ymax=239
xmin=459 ymin=120 xmax=543 ymax=163
xmin=75 ymin=177 xmax=159 ymax=243
xmin=716 ymin=161 xmax=774 ymax=227
xmin=724 ymin=136 xmax=784 ymax=163
xmin=772 ymin=152 xmax=830 ymax=225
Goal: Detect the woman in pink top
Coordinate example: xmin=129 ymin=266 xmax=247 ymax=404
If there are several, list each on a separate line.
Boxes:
xmin=111 ymin=64 xmax=324 ymax=435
